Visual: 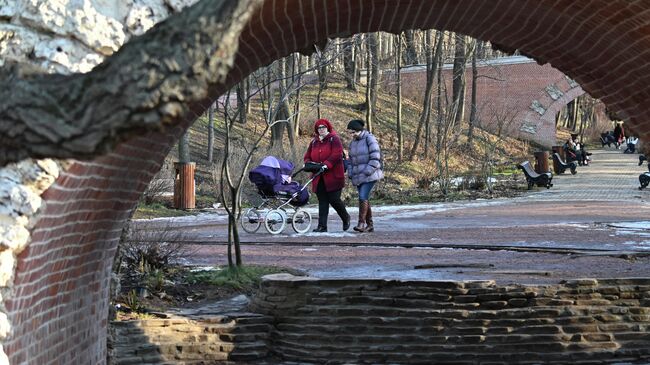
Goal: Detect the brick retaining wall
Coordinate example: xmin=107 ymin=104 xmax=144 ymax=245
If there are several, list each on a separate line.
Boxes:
xmin=249 ymin=274 xmax=650 ymax=364
xmin=111 ymin=313 xmax=272 ymax=364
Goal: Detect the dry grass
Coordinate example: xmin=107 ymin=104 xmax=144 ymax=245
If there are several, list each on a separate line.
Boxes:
xmin=160 ymin=75 xmax=604 ymax=203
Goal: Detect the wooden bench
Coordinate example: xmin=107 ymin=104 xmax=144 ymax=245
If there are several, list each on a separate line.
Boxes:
xmin=518 ymin=161 xmax=553 ymax=189
xmin=552 ymin=153 xmax=577 ymax=175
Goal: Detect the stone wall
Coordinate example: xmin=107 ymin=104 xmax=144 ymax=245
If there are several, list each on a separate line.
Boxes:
xmin=392 ymin=58 xmax=585 ymax=148
xmin=0 ymin=1 xmax=198 ymax=364
xmin=6 ymin=1 xmax=650 ymax=364
xmin=0 ymin=0 xmax=196 ymax=74
xmin=250 ymin=274 xmax=650 ymax=364
xmin=111 ymin=314 xmax=272 ymax=364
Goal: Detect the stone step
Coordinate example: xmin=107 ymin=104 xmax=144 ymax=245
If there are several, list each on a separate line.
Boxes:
xmin=292 ymin=304 xmax=585 ymax=318
xmin=273 ymin=336 xmax=620 ymax=353
xmin=276 ymin=344 xmax=618 ymax=364
xmin=273 ymin=329 xmax=605 ymax=345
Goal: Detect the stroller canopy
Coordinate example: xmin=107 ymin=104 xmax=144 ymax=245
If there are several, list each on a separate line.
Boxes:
xmin=259 ymin=156 xmax=293 ymax=183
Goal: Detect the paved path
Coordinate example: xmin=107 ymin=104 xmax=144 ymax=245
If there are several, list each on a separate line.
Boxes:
xmin=138 ymin=149 xmax=650 ymax=284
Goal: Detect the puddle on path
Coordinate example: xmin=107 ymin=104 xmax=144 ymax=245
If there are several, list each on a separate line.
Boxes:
xmin=308 ymin=265 xmax=453 ymax=281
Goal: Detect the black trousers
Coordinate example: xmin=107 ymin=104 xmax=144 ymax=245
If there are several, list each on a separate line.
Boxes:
xmin=316 ymin=179 xmax=348 ymax=228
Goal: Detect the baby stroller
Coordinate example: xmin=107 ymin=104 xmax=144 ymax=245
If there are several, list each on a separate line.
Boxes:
xmin=241 ymin=156 xmax=324 ymax=234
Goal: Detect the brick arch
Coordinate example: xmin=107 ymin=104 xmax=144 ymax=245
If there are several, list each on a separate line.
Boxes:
xmin=6 ymin=1 xmax=650 ymax=363
xmin=535 ymin=83 xmax=586 ymax=145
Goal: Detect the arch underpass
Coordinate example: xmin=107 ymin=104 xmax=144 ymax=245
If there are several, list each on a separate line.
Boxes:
xmin=2 ymin=0 xmax=650 ymax=363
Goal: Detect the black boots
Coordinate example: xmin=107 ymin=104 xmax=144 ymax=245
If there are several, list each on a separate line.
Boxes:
xmin=342 ymin=213 xmax=351 ymax=231
xmin=312 ymin=226 xmax=327 ymax=232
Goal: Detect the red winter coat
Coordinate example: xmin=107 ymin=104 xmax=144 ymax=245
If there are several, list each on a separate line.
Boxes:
xmin=303 ymin=119 xmax=346 ymax=192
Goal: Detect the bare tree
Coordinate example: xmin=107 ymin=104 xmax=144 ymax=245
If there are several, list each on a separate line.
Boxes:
xmin=404 ymin=30 xmax=419 ymax=65
xmin=207 ymin=102 xmax=216 ymax=162
xmin=435 ymin=99 xmax=462 ymax=196
xmin=237 ymin=80 xmax=248 ymax=124
xmin=452 ymin=33 xmax=468 ymax=131
xmin=343 ymin=38 xmax=357 ymax=91
xmin=395 ymin=32 xmax=404 ymax=161
xmin=479 ymin=104 xmax=517 ymax=194
xmin=467 ymin=40 xmax=480 ymax=147
xmin=409 ymin=30 xmax=443 ymax=161
xmin=216 ymin=89 xmax=287 ymax=267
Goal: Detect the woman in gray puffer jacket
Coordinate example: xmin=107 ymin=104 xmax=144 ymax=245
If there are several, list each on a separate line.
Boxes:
xmin=346 ymin=119 xmax=383 ymax=232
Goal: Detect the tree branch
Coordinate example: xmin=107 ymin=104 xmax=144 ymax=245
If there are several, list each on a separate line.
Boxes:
xmin=0 ymin=0 xmax=263 ymax=167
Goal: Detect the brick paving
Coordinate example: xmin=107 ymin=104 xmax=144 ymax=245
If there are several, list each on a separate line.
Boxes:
xmin=522 ymin=149 xmax=649 ymax=201
xmin=173 ymin=148 xmax=650 ymax=285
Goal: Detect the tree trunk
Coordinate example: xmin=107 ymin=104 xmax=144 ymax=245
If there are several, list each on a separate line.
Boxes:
xmin=0 ymin=0 xmax=263 ymax=166
xmin=343 ymin=38 xmax=356 ymax=91
xmin=467 ymin=40 xmax=480 ymax=147
xmin=435 ymin=37 xmax=444 ymax=155
xmin=369 ymin=32 xmax=379 ymax=130
xmin=395 ymin=32 xmax=403 ymax=162
xmin=270 ymin=63 xmax=283 ymax=148
xmin=246 ymin=77 xmax=251 ymax=114
xmin=178 ymin=131 xmax=190 ymax=163
xmin=404 ymin=30 xmax=418 ymax=65
xmin=237 ymin=80 xmax=247 ymax=124
xmin=207 ymin=102 xmax=215 ymax=163
xmin=365 ymin=34 xmax=374 ymax=133
xmin=279 ymin=57 xmax=297 ymax=159
xmin=452 ymin=33 xmax=467 ymax=130
xmin=409 ymin=30 xmax=443 ymax=161
xmin=293 ymin=53 xmax=303 ymax=137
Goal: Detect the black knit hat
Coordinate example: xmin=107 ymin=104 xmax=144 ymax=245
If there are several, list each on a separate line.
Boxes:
xmin=347 ymin=119 xmax=364 ymax=131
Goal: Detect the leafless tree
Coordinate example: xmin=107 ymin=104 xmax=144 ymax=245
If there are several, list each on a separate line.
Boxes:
xmin=395 ymin=32 xmax=404 ymax=161
xmin=467 ymin=40 xmax=481 ymax=147
xmin=478 ymin=103 xmax=517 ymax=194
xmin=207 ymin=102 xmax=216 ymax=162
xmin=215 ymin=88 xmax=287 ymax=267
xmin=409 ymin=30 xmax=443 ymax=161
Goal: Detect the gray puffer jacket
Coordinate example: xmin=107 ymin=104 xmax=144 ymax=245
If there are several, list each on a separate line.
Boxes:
xmin=347 ymin=130 xmax=384 ymax=186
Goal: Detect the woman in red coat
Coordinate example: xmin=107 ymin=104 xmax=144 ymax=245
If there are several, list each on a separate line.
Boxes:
xmin=303 ymin=119 xmax=350 ymax=232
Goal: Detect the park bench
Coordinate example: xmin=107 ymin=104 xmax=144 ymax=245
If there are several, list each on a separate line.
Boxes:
xmin=639 ymin=156 xmax=650 ymax=190
xmin=518 ymin=161 xmax=553 ymax=189
xmin=552 ymin=153 xmax=577 ymax=175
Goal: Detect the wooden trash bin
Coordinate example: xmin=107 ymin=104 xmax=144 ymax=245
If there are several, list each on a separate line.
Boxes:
xmin=173 ymin=162 xmax=196 ymax=209
xmin=533 ymin=151 xmax=550 ymax=174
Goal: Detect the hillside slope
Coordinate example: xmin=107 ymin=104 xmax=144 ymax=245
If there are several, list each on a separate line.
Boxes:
xmin=164 ymin=76 xmax=533 ymax=205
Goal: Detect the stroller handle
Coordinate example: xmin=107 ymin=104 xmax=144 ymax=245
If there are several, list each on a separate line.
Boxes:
xmin=292 ymin=162 xmax=325 ymax=178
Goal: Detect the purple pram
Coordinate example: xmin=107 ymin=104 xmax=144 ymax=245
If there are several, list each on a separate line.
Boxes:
xmin=249 ymin=156 xmax=309 ymax=206
xmin=244 ymin=157 xmax=324 ymax=234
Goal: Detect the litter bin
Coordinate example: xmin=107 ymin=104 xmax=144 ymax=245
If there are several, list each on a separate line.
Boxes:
xmin=173 ymin=162 xmax=196 ymax=209
xmin=533 ymin=151 xmax=550 ymax=174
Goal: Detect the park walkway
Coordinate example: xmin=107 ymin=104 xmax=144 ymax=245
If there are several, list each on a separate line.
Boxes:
xmin=524 ymin=148 xmax=648 ymax=201
xmin=176 ymin=147 xmax=650 ymax=284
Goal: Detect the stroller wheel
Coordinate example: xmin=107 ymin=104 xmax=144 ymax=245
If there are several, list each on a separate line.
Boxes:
xmin=240 ymin=208 xmax=262 ymax=233
xmin=291 ymin=208 xmax=312 ymax=234
xmin=264 ymin=209 xmax=287 ymax=235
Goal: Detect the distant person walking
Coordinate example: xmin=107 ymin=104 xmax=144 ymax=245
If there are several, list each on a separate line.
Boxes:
xmin=346 ymin=119 xmax=383 ymax=232
xmin=614 ymin=121 xmax=625 ymax=148
xmin=304 ymin=118 xmax=350 ymax=232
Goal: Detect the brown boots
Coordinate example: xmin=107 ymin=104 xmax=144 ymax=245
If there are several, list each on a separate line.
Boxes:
xmin=353 ymin=200 xmax=374 ymax=232
xmin=366 ymin=203 xmax=374 ymax=232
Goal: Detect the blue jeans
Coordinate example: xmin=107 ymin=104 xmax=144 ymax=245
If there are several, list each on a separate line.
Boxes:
xmin=357 ymin=181 xmax=376 ymax=201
